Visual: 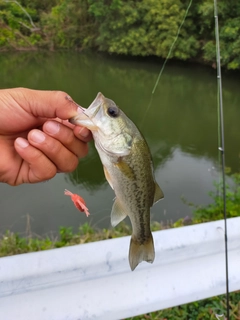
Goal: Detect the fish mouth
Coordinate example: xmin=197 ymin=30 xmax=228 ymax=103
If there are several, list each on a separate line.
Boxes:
xmin=69 ymin=92 xmax=104 ymax=130
xmin=69 ymin=109 xmax=97 ymax=130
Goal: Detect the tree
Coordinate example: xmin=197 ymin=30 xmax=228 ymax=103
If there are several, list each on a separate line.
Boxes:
xmin=88 ymin=0 xmax=199 ymax=60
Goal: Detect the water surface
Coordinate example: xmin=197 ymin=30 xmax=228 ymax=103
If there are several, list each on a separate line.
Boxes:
xmin=0 ymin=52 xmax=239 ymax=235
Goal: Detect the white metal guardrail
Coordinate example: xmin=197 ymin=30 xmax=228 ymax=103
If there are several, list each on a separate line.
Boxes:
xmin=0 ymin=217 xmax=240 ymax=320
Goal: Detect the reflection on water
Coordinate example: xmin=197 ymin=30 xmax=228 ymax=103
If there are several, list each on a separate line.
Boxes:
xmin=66 ymin=143 xmax=106 ymax=191
xmin=0 ymin=52 xmax=239 ymax=235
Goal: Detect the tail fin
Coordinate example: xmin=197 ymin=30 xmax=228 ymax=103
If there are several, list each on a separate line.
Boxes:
xmin=129 ymin=233 xmax=155 ymax=271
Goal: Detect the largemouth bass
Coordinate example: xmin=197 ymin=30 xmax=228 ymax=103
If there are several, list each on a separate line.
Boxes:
xmin=70 ymin=93 xmax=164 ymax=270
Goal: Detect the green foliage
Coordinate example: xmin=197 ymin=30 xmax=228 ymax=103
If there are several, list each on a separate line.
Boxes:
xmin=0 ymin=230 xmax=53 ymax=256
xmin=88 ymin=0 xmax=199 ymax=59
xmin=41 ymin=0 xmax=91 ymax=49
xmin=20 ymin=0 xmax=58 ymax=13
xmin=0 ymin=0 xmax=40 ymax=48
xmin=0 ymin=222 xmax=145 ymax=257
xmin=126 ymin=291 xmax=240 ymax=319
xmin=198 ymin=0 xmax=240 ymax=69
xmin=0 ymin=0 xmax=240 ymax=69
xmin=0 ymin=27 xmax=13 ymax=46
xmin=192 ymin=173 xmax=240 ymax=223
xmin=0 ymin=220 xmax=167 ymax=257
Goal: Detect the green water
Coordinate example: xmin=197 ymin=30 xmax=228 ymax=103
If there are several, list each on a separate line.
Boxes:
xmin=0 ymin=52 xmax=239 ymax=235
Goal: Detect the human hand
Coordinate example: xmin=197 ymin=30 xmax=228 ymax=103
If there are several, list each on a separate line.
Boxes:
xmin=0 ymin=88 xmax=91 ymax=185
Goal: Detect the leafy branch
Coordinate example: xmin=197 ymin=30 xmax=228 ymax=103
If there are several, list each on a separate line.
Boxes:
xmin=3 ymin=0 xmax=40 ymax=31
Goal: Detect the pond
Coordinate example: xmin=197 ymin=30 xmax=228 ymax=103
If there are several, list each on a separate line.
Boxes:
xmin=0 ymin=52 xmax=239 ymax=236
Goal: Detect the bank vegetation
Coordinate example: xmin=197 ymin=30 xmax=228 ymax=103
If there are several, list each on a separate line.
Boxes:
xmin=0 ymin=0 xmax=239 ymax=69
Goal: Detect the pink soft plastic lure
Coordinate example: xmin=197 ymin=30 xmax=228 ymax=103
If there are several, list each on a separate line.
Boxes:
xmin=64 ymin=189 xmax=90 ymax=217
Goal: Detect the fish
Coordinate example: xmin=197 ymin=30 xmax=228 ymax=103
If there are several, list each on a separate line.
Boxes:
xmin=69 ymin=93 xmax=164 ymax=270
xmin=64 ymin=189 xmax=90 ymax=217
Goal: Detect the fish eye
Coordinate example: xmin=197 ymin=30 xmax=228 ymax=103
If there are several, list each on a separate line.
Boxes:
xmin=107 ymin=105 xmax=119 ymax=118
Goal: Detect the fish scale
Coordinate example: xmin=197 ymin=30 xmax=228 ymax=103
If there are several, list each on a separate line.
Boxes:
xmin=69 ymin=92 xmax=164 ymax=270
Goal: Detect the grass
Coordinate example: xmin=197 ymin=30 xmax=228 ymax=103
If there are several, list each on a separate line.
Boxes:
xmin=0 ymin=221 xmax=165 ymax=257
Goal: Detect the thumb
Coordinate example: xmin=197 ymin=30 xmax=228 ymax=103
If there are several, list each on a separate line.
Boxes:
xmin=12 ymin=88 xmax=79 ymax=120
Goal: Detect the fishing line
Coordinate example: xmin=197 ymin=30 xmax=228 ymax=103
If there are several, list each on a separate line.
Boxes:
xmin=214 ymin=0 xmax=230 ymax=319
xmin=141 ymin=0 xmax=230 ymax=317
xmin=141 ymin=0 xmax=193 ymax=125
xmin=152 ymin=0 xmax=193 ymax=95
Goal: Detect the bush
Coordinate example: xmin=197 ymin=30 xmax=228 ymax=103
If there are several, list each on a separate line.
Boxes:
xmin=0 ymin=0 xmax=240 ymax=69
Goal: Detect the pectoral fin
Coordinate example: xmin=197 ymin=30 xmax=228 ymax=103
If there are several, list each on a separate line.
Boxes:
xmin=115 ymin=159 xmax=135 ymax=180
xmin=153 ymin=182 xmax=164 ymax=204
xmin=111 ymin=198 xmax=127 ymax=227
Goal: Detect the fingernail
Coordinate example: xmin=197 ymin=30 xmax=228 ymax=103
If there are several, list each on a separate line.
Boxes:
xmin=15 ymin=138 xmax=29 ymax=148
xmin=31 ymin=130 xmax=45 ymax=143
xmin=44 ymin=121 xmax=60 ymax=134
xmin=79 ymin=127 xmax=89 ymax=138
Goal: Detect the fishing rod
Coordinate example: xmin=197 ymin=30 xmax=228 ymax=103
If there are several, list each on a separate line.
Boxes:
xmin=214 ymin=0 xmax=230 ymax=318
xmin=146 ymin=0 xmax=230 ymax=316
